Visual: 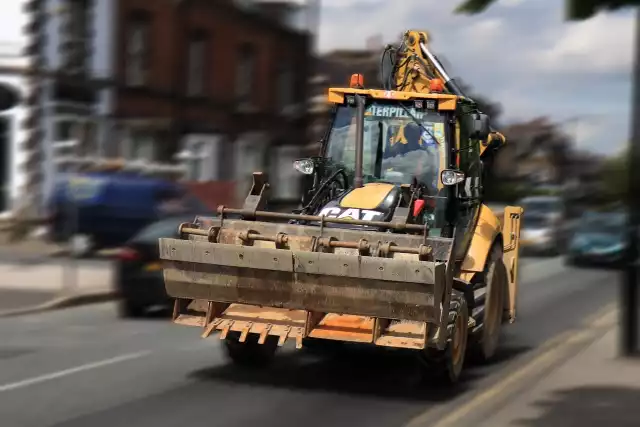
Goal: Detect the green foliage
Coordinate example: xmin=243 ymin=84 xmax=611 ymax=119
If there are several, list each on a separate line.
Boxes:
xmin=600 ymin=150 xmax=629 ymax=202
xmin=455 ymin=0 xmax=635 ymax=19
xmin=454 ymin=0 xmax=495 ymax=14
xmin=566 ymin=0 xmax=637 ymax=20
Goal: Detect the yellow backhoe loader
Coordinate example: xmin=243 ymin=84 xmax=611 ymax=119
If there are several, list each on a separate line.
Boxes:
xmin=159 ymin=30 xmax=523 ymax=384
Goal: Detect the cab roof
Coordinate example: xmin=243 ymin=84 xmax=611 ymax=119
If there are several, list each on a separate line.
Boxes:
xmin=327 ymin=87 xmax=462 ymax=111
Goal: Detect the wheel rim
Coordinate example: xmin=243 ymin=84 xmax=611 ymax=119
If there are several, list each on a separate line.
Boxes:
xmin=451 ymin=313 xmax=464 ymax=365
xmin=485 ymin=279 xmax=499 ymax=337
xmin=483 ymin=265 xmax=503 ymax=355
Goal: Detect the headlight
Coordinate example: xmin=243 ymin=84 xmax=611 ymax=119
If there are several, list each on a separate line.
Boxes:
xmin=293 ymin=158 xmax=314 ymax=175
xmin=440 ymin=169 xmax=465 ymax=186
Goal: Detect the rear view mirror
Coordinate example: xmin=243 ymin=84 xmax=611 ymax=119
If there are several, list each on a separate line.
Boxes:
xmin=469 ymin=113 xmax=490 ymax=141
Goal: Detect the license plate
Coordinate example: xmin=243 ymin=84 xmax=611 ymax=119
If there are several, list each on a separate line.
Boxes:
xmin=144 ymin=262 xmax=162 ymax=271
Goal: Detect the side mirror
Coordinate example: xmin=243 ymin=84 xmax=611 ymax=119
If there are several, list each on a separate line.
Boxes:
xmin=469 ymin=113 xmax=491 ymax=141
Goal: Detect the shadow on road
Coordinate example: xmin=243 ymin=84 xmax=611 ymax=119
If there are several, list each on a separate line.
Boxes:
xmin=511 ymin=386 xmax=640 ymax=427
xmin=189 ymin=340 xmax=532 ymax=402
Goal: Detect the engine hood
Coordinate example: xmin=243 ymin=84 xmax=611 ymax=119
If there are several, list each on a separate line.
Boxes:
xmin=315 ymin=182 xmax=400 ymax=227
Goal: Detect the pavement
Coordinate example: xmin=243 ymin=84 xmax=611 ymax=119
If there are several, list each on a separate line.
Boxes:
xmin=475 ymin=324 xmax=639 ymax=427
xmin=0 ymin=245 xmax=115 ymax=315
xmin=0 ymin=255 xmax=632 ymax=427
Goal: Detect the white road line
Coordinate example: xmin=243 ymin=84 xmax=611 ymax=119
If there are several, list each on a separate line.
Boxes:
xmin=0 ymin=351 xmax=151 ymax=393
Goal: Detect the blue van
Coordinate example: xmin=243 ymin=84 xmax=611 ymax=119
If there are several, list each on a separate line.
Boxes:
xmin=46 ymin=172 xmax=209 ymax=252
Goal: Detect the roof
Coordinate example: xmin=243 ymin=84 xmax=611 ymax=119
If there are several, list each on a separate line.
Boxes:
xmin=326 ymin=88 xmax=458 ymax=110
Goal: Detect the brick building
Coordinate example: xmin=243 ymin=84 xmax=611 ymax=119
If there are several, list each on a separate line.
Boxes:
xmin=18 ymin=0 xmax=313 ymax=218
xmin=111 ymin=0 xmax=312 ymax=204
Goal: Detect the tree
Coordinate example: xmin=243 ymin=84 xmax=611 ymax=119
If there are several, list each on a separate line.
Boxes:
xmin=601 ymin=149 xmax=629 ymax=203
xmin=455 ymin=0 xmax=636 ymax=19
xmin=454 ymin=0 xmax=640 ymax=356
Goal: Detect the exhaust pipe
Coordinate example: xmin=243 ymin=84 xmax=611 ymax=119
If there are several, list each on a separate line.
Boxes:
xmin=354 ymin=94 xmax=365 ymax=188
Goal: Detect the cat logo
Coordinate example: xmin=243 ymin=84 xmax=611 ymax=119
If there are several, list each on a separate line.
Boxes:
xmin=318 ymin=207 xmax=384 ymax=221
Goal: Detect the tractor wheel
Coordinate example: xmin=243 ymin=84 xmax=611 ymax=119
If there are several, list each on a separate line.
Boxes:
xmin=419 ymin=290 xmax=469 ymax=385
xmin=223 ymin=332 xmax=278 ymax=368
xmin=470 ymin=243 xmax=507 ymax=363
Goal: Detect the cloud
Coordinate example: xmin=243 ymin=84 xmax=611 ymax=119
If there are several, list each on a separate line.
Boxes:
xmin=315 ymin=0 xmax=634 ymax=156
xmin=532 ymin=13 xmax=635 ymax=74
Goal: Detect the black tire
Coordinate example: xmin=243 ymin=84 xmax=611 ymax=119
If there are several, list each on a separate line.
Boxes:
xmin=419 ymin=290 xmax=469 ymax=385
xmin=224 ymin=332 xmax=278 ymax=368
xmin=118 ymin=299 xmax=147 ymax=318
xmin=470 ymin=243 xmax=506 ymax=363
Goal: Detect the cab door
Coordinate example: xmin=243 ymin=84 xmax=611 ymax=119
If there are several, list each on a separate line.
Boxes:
xmin=454 ymin=119 xmax=483 ymax=261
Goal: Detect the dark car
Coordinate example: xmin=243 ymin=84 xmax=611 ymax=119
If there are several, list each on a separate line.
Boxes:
xmin=566 ymin=211 xmax=628 ymax=268
xmin=115 ymin=214 xmax=201 ymax=318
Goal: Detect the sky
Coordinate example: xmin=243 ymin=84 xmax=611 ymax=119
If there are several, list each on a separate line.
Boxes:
xmin=315 ymin=0 xmax=636 ymax=156
xmin=0 ymin=0 xmax=634 ymax=156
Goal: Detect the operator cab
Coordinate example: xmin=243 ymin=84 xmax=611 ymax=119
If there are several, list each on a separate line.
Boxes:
xmin=292 ymin=83 xmax=496 ymax=237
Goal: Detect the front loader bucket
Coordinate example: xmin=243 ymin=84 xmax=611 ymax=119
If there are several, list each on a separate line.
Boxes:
xmin=160 ymin=213 xmax=455 ymax=351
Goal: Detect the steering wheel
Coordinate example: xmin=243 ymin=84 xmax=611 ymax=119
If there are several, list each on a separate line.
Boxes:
xmin=301 ymin=169 xmax=349 ymax=215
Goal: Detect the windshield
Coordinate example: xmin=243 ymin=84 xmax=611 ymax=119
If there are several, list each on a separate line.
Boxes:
xmin=324 ymin=101 xmax=446 ymax=193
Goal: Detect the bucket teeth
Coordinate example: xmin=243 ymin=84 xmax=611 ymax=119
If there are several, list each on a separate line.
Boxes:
xmin=278 ymin=326 xmax=292 ymax=346
xmin=258 ymin=324 xmax=273 ymax=344
xmin=219 ymin=322 xmax=232 ymax=340
xmin=239 ymin=322 xmax=253 ymax=343
xmin=201 ymin=318 xmax=223 ymax=338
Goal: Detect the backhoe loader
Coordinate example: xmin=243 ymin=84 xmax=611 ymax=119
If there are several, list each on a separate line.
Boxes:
xmin=159 ymin=30 xmax=523 ymax=384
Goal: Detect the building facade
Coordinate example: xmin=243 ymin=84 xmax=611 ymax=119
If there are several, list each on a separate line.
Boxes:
xmin=112 ymin=0 xmax=311 ymax=204
xmin=17 ymin=0 xmax=313 ymax=218
xmin=0 ymin=42 xmax=29 ymax=215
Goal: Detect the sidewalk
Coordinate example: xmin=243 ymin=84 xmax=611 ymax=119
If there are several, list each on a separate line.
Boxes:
xmin=0 ymin=257 xmax=115 ymax=315
xmin=478 ymin=323 xmax=640 ymax=426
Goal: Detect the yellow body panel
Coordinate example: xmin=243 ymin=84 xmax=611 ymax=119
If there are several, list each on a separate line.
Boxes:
xmin=460 ymin=205 xmax=523 ymax=322
xmin=460 ymin=205 xmax=502 ymax=273
xmin=339 ymin=183 xmax=395 ymax=209
xmin=501 ymin=206 xmax=524 ymax=322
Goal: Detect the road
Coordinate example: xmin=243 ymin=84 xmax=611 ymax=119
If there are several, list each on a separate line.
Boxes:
xmin=0 ymin=256 xmax=619 ymax=427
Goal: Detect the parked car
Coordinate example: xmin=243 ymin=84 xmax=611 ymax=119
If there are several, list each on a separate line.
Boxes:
xmin=520 ymin=213 xmax=561 ymax=256
xmin=566 ymin=211 xmax=628 ymax=268
xmin=518 ymin=195 xmax=570 ymax=251
xmin=115 ymin=214 xmax=201 ymax=318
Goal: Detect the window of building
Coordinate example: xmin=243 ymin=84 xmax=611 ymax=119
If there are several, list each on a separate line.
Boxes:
xmin=129 ymin=129 xmax=155 ymax=160
xmin=276 ymin=60 xmax=294 ymax=110
xmin=186 ymin=32 xmax=208 ymax=97
xmin=186 ymin=141 xmax=206 ymax=181
xmin=53 ymin=118 xmax=98 ymax=157
xmin=235 ymin=44 xmax=256 ymax=107
xmin=125 ymin=11 xmax=151 ymax=87
xmin=60 ymin=0 xmax=90 ymax=73
xmin=54 ymin=120 xmax=77 ymax=142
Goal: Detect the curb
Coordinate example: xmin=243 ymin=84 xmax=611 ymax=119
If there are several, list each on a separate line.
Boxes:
xmin=0 ymin=291 xmax=118 ymax=318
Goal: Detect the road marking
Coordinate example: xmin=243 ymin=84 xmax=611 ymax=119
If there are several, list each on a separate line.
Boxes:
xmin=406 ymin=305 xmax=617 ymax=427
xmin=0 ymin=351 xmax=150 ymax=393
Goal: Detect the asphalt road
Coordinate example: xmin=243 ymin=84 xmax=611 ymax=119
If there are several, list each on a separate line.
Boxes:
xmin=0 ymin=256 xmax=619 ymax=427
